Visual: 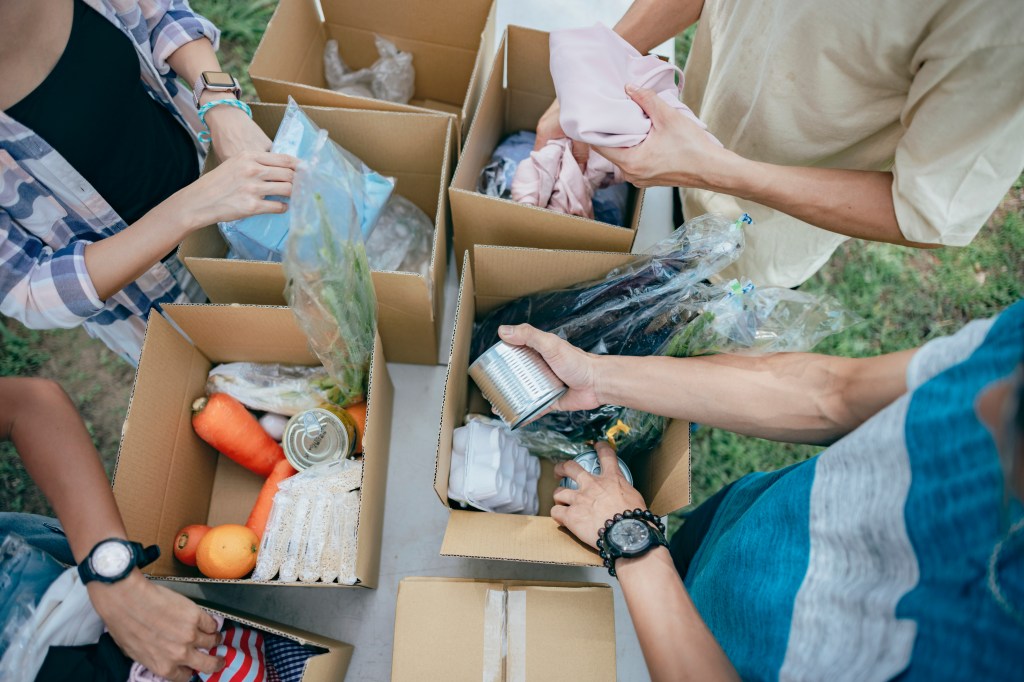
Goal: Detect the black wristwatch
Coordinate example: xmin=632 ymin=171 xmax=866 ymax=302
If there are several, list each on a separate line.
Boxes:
xmin=597 ymin=509 xmax=668 ymax=578
xmin=78 ymin=538 xmax=161 ymax=585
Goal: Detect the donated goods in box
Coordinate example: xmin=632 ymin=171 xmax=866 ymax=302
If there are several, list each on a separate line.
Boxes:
xmin=450 ymin=26 xmax=645 ymax=271
xmin=391 ymin=578 xmax=616 ymax=682
xmin=249 ymin=0 xmax=495 ymax=133
xmin=113 ymin=304 xmax=392 ymax=588
xmin=435 ymin=214 xmax=857 ymax=565
xmin=178 ymin=101 xmax=453 ymax=365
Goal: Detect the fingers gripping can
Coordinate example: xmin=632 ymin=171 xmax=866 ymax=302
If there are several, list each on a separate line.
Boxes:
xmin=468 ymin=341 xmax=568 ymax=430
xmin=283 ymin=407 xmax=355 ymax=470
xmin=559 ymin=449 xmax=633 ymax=490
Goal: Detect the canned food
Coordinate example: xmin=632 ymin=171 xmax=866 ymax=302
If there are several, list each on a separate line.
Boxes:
xmin=283 ymin=408 xmax=354 ymax=470
xmin=468 ymin=341 xmax=567 ymax=430
xmin=559 ymin=449 xmax=633 ymax=490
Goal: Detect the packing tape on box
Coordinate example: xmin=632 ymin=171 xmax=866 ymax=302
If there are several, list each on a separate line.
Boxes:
xmin=482 ymin=587 xmax=526 ymax=682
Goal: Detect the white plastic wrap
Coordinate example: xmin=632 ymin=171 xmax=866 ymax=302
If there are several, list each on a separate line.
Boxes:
xmin=449 ymin=418 xmax=540 ymax=515
xmin=299 ymin=489 xmax=334 ymax=583
xmin=207 ymin=363 xmax=345 ymax=416
xmin=252 ymin=490 xmax=294 ymax=582
xmin=365 ymin=194 xmax=434 ymax=277
xmin=337 ymin=491 xmax=361 ymax=585
xmin=323 ymin=36 xmax=415 ymax=104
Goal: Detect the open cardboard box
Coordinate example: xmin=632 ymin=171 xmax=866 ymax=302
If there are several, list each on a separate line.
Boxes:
xmin=198 ymin=600 xmax=353 ymax=679
xmin=178 ymin=103 xmax=453 ymax=366
xmin=391 ymin=577 xmax=615 ymax=681
xmin=435 ymin=247 xmax=691 ymax=566
xmin=249 ymin=0 xmax=496 ymax=140
xmin=112 ymin=304 xmax=393 ymax=587
xmin=449 ymin=26 xmax=645 ymax=274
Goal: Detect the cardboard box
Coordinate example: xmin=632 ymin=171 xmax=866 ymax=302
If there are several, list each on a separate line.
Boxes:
xmin=449 ymin=26 xmax=645 ymax=274
xmin=434 ymin=248 xmax=691 ymax=566
xmin=249 ymin=0 xmax=496 ymax=138
xmin=113 ymin=304 xmax=393 ymax=587
xmin=199 ymin=600 xmax=354 ymax=679
xmin=391 ymin=577 xmax=615 ymax=681
xmin=178 ymin=103 xmax=453 ymax=366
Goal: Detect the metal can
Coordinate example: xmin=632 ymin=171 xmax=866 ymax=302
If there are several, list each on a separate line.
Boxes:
xmin=283 ymin=407 xmax=355 ymax=470
xmin=559 ymin=449 xmax=633 ymax=490
xmin=468 ymin=341 xmax=567 ymax=430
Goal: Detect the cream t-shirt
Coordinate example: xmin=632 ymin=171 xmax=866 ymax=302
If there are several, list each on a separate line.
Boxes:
xmin=680 ymin=0 xmax=1024 ymax=287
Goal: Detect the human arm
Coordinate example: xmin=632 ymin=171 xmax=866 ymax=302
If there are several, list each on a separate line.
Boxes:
xmin=0 ymin=378 xmax=222 ymax=681
xmin=498 ymin=324 xmax=915 ymax=445
xmin=535 ymin=0 xmax=705 ymax=154
xmin=552 ymin=443 xmax=739 ymax=682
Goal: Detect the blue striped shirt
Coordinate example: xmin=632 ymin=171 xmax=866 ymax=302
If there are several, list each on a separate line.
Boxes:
xmin=0 ymin=0 xmax=217 ymax=364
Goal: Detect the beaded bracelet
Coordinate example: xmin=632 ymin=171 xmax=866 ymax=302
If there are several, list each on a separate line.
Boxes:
xmin=196 ymin=98 xmax=253 ymax=143
xmin=596 ymin=508 xmax=666 ymax=578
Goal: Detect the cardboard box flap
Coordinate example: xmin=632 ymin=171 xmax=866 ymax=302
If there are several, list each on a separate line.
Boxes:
xmin=451 ymin=33 xmax=505 ymax=193
xmin=505 ymin=26 xmax=555 ymax=98
xmin=518 ymin=584 xmax=616 ymax=681
xmin=441 ymin=510 xmax=601 ymax=566
xmin=163 ymin=304 xmax=319 ymax=366
xmin=112 ymin=314 xmax=216 ymax=577
xmin=248 ymin=0 xmax=324 ymax=83
xmin=193 ymin=599 xmax=347 ymax=650
xmin=321 ymin=0 xmax=493 ymax=52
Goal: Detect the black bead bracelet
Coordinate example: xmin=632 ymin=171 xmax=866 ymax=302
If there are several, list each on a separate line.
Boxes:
xmin=596 ymin=508 xmax=666 ymax=578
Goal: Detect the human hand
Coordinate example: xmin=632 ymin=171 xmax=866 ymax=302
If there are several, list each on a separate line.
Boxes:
xmin=593 ymin=84 xmax=732 ymax=188
xmin=170 ymin=150 xmax=299 ymax=230
xmin=87 ymin=571 xmax=223 ymax=681
xmin=204 ymin=103 xmax=273 ymax=163
xmin=551 ymin=441 xmax=647 ymax=550
xmin=535 ymin=99 xmax=590 ymax=166
xmin=497 ymin=323 xmax=603 ymax=412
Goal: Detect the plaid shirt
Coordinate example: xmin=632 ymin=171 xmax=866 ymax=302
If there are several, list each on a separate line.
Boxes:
xmin=0 ymin=0 xmax=218 ymax=364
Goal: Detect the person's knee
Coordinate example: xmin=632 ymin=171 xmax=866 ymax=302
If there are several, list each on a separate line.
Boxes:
xmin=21 ymin=377 xmax=72 ymax=409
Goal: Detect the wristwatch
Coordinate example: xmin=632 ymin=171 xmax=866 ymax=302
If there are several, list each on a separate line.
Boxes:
xmin=78 ymin=538 xmax=161 ymax=585
xmin=192 ymin=71 xmax=242 ymax=108
xmin=597 ymin=509 xmax=668 ymax=577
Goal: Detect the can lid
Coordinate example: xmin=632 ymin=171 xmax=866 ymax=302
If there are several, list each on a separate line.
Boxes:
xmin=559 ymin=450 xmax=633 ymax=490
xmin=284 ymin=408 xmax=350 ymax=470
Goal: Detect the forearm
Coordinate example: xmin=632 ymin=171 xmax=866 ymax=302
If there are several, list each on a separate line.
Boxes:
xmin=83 ymin=195 xmax=195 ymax=300
xmin=166 ymin=38 xmax=223 ymax=102
xmin=1 ymin=379 xmax=126 ymax=562
xmin=617 ymin=547 xmax=738 ymax=682
xmin=615 ymin=0 xmax=704 ymax=53
xmin=706 ymin=154 xmax=934 ymax=248
xmin=595 ymin=350 xmax=913 ymax=444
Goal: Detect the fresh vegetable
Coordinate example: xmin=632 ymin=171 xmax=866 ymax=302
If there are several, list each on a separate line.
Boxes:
xmin=247 ymin=458 xmax=297 ymax=539
xmin=207 ymin=363 xmax=348 ymax=416
xmin=173 ymin=524 xmax=211 ymax=567
xmin=259 ymin=412 xmax=289 ymax=441
xmin=196 ymin=524 xmax=259 ymax=580
xmin=344 ymin=401 xmax=367 ymax=453
xmin=192 ymin=393 xmax=286 ymax=477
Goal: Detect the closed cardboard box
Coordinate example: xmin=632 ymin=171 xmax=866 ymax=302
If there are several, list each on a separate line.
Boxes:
xmin=391 ymin=577 xmax=616 ymax=682
xmin=249 ymin=0 xmax=496 ymax=138
xmin=178 ymin=103 xmax=453 ymax=366
xmin=434 ymin=247 xmax=690 ymax=566
xmin=200 ymin=600 xmax=354 ymax=680
xmin=449 ymin=27 xmax=644 ymax=274
xmin=113 ymin=304 xmax=393 ymax=587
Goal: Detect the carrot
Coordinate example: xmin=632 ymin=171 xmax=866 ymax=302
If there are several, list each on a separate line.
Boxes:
xmin=344 ymin=401 xmax=367 ymax=453
xmin=192 ymin=393 xmax=285 ymax=477
xmin=246 ymin=458 xmax=296 ymax=539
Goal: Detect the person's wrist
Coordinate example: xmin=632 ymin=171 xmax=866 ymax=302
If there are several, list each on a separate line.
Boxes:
xmin=86 ymin=567 xmax=145 ymax=599
xmin=160 ymin=187 xmax=206 ymax=234
xmin=615 ymin=545 xmax=670 ymax=579
xmin=695 ymin=148 xmax=753 ymax=196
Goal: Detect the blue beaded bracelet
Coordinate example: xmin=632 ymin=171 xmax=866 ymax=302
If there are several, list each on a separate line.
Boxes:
xmin=196 ymin=98 xmax=253 ymax=143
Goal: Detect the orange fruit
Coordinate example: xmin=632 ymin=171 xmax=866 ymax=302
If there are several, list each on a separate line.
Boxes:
xmin=195 ymin=524 xmax=258 ymax=579
xmin=173 ymin=524 xmax=211 ymax=567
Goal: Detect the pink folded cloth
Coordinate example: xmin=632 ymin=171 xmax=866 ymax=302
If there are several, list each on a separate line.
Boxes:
xmin=549 ymin=23 xmax=721 ymax=148
xmin=510 ymin=138 xmax=623 ymax=219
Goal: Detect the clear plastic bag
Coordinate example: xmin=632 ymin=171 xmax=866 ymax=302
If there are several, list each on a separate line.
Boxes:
xmin=207 ymin=362 xmax=346 ymax=416
xmin=219 ymin=98 xmax=393 ymax=263
xmin=336 ymin=491 xmax=361 ymax=585
xmin=365 ymin=194 xmax=434 ymax=277
xmin=449 ymin=418 xmax=541 ymax=515
xmin=252 ymin=490 xmax=294 ymax=581
xmin=299 ymin=489 xmax=333 ymax=583
xmin=324 ymin=36 xmax=415 ymax=104
xmin=283 ymin=123 xmax=382 ymax=408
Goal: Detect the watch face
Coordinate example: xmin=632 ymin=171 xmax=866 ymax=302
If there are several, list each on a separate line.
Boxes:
xmin=608 ymin=519 xmax=651 ymax=553
xmin=91 ymin=541 xmax=133 ymax=578
xmin=203 ymin=71 xmax=236 ymax=88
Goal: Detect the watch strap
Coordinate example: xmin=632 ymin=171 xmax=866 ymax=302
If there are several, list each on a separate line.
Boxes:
xmin=192 ymin=72 xmax=241 ymax=109
xmin=77 ymin=538 xmax=161 ymax=585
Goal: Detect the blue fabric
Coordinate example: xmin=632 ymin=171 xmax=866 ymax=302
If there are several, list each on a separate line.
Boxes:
xmin=0 ymin=514 xmax=73 ymax=566
xmin=895 ymin=305 xmax=1024 ymax=679
xmin=264 ymin=634 xmax=323 ymax=682
xmin=0 ymin=533 xmax=66 ymax=660
xmin=220 ymin=99 xmax=394 ymax=262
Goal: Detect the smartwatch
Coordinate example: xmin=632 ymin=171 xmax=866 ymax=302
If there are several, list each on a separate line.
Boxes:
xmin=78 ymin=538 xmax=161 ymax=585
xmin=597 ymin=509 xmax=668 ymax=577
xmin=192 ymin=71 xmax=242 ymax=108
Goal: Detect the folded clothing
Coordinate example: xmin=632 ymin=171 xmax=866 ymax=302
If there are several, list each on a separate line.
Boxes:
xmin=510 ymin=138 xmax=624 ymax=220
xmin=550 ymin=23 xmax=720 ymax=148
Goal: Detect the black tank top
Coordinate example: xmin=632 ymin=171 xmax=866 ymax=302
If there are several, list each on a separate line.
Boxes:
xmin=6 ymin=0 xmax=199 ymax=226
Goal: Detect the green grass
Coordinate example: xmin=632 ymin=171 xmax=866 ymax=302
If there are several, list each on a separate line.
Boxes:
xmin=191 ymin=0 xmax=278 ymax=98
